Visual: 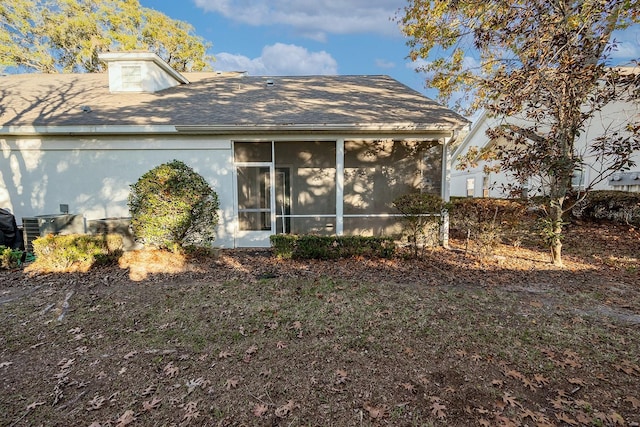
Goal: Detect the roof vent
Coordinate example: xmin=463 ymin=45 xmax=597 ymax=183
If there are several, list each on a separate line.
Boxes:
xmin=98 ymin=52 xmax=189 ymax=93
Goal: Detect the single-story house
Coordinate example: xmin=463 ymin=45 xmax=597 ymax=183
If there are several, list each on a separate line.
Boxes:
xmin=0 ymin=52 xmax=469 ymax=248
xmin=451 ymin=83 xmax=640 ymax=198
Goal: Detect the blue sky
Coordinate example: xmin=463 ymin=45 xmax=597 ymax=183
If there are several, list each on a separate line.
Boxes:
xmin=139 ymin=0 xmax=639 ymax=116
xmin=139 ymin=1 xmax=439 ymax=98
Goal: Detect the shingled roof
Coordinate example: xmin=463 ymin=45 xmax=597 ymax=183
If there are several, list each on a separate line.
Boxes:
xmin=0 ymin=72 xmax=468 ymax=133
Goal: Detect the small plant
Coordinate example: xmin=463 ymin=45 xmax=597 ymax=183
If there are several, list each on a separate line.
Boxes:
xmin=0 ymin=246 xmax=23 ymax=269
xmin=26 ymin=234 xmax=123 ymax=273
xmin=449 ymin=198 xmax=527 ymax=256
xmin=393 ymin=192 xmax=445 ymax=257
xmin=128 ymin=160 xmax=220 ymax=250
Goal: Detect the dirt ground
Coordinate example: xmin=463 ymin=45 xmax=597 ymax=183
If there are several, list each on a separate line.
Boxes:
xmin=1 ymin=222 xmax=639 ymax=426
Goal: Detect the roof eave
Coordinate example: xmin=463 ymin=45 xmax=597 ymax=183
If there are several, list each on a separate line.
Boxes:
xmin=175 ymin=123 xmax=466 ymax=136
xmin=0 ymin=125 xmax=179 ymax=136
xmin=0 ymin=122 xmax=467 ymax=137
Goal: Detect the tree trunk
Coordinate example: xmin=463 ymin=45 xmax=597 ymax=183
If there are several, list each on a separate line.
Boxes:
xmin=549 ymin=199 xmax=564 ymax=267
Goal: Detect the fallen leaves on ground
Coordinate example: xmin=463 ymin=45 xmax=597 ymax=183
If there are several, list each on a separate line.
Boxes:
xmin=1 ymin=223 xmax=639 ymax=425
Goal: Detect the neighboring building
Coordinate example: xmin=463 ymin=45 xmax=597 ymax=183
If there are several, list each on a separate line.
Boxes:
xmin=451 ymin=92 xmax=640 ymax=198
xmin=0 ymin=52 xmax=468 ymax=248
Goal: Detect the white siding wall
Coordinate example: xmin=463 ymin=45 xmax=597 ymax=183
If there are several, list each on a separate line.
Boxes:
xmin=577 ymin=99 xmax=640 ymax=190
xmin=450 ymin=115 xmax=516 ymax=198
xmin=0 ymin=136 xmax=235 ymax=248
xmin=451 ymin=99 xmax=640 ymax=198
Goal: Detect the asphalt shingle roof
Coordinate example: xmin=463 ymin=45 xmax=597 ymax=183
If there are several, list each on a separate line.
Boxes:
xmin=0 ymin=72 xmax=468 ymax=130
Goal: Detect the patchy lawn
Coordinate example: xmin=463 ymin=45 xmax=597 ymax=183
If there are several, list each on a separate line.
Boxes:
xmin=1 ymin=223 xmax=639 ymax=426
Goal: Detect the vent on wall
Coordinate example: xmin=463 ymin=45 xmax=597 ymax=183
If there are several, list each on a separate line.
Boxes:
xmin=121 ymin=65 xmax=143 ymax=91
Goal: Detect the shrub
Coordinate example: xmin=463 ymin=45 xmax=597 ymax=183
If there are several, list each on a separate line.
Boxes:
xmin=571 ymin=191 xmax=640 ymax=226
xmin=449 ymin=198 xmax=528 ymax=256
xmin=26 ymin=234 xmax=123 ymax=273
xmin=393 ymin=193 xmax=445 ymax=257
xmin=270 ymin=235 xmax=395 ymax=260
xmin=128 ymin=160 xmax=220 ymax=250
xmin=1 ymin=246 xmax=23 ymax=269
xmin=270 ymin=235 xmax=298 ymax=259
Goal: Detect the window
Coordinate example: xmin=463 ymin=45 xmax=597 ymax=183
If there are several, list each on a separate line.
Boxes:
xmin=466 ymin=178 xmax=475 ymax=197
xmin=571 ymin=168 xmax=586 ymax=189
xmin=482 ymin=175 xmax=490 ymax=198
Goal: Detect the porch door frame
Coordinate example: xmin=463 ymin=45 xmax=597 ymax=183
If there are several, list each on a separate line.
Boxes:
xmin=233 ymin=159 xmax=276 ymax=248
xmin=275 ymin=166 xmax=292 ymax=234
xmin=232 ymin=138 xmax=345 ymax=247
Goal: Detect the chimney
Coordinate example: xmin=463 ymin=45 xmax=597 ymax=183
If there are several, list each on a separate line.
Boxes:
xmin=98 ymin=52 xmax=189 ymax=93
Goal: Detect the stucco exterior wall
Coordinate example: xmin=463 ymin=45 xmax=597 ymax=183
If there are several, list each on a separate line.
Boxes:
xmin=0 ymin=135 xmax=236 ymax=247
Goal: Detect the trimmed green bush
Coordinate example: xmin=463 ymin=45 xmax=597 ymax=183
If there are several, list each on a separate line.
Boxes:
xmin=270 ymin=234 xmax=298 ymax=259
xmin=1 ymin=246 xmax=23 ymax=269
xmin=129 ymin=160 xmax=220 ymax=250
xmin=27 ymin=234 xmax=123 ymax=273
xmin=270 ymin=235 xmax=395 ymax=260
xmin=571 ymin=190 xmax=640 ymax=226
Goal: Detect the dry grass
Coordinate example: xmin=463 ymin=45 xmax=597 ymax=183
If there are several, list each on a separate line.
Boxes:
xmin=117 ymin=249 xmax=203 ymax=281
xmin=0 ymin=223 xmax=639 ymax=426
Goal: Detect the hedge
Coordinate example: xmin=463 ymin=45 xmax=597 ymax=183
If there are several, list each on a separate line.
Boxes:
xmin=27 ymin=234 xmax=124 ymax=273
xmin=1 ymin=246 xmax=23 ymax=270
xmin=571 ymin=190 xmax=640 ymax=226
xmin=270 ymin=235 xmax=395 ymax=260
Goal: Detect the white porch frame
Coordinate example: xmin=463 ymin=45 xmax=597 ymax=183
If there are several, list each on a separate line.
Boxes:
xmin=231 ymin=135 xmax=454 ymax=247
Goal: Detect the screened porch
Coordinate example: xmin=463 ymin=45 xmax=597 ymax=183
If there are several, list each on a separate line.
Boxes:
xmin=233 ymin=139 xmax=443 ymax=246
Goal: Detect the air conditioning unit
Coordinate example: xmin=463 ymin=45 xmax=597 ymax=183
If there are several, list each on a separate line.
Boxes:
xmin=86 ymin=217 xmax=138 ymax=250
xmin=21 ymin=214 xmax=85 ymax=253
xmin=609 ymin=171 xmax=640 ymax=186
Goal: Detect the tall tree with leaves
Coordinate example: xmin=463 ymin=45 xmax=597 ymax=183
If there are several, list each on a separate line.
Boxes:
xmin=0 ymin=0 xmax=212 ymax=73
xmin=399 ymin=0 xmax=639 ymax=265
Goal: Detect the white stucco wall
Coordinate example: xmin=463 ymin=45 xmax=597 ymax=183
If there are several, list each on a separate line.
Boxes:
xmin=451 ymin=99 xmax=640 ymax=198
xmin=0 ymin=135 xmax=236 ymax=248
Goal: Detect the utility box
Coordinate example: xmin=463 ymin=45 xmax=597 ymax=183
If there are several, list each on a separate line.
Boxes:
xmin=87 ymin=217 xmax=139 ymax=251
xmin=21 ymin=214 xmax=85 ymax=253
xmin=609 ymin=171 xmax=640 ymax=193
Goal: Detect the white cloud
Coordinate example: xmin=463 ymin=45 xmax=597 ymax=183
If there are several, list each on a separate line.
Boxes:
xmin=214 ymin=43 xmax=338 ymax=75
xmin=375 ymin=59 xmax=396 ymax=69
xmin=406 ymin=58 xmax=430 ymax=71
xmin=193 ymin=0 xmax=403 ymax=39
xmin=406 ymin=54 xmax=482 ymax=76
xmin=608 ymin=26 xmax=640 ymax=62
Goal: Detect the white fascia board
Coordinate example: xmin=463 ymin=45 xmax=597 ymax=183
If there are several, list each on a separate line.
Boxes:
xmin=451 ymin=109 xmax=489 ymax=159
xmin=0 ymin=125 xmax=178 ymax=136
xmin=175 ymin=123 xmax=461 ymax=136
